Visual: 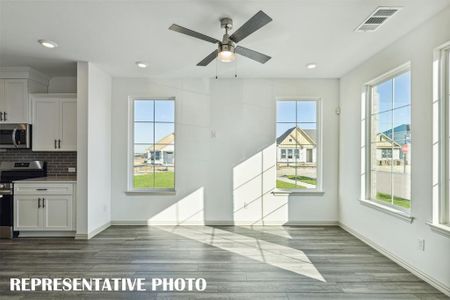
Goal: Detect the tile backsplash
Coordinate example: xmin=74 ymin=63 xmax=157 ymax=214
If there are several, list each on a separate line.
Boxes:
xmin=0 ymin=149 xmax=77 ymax=176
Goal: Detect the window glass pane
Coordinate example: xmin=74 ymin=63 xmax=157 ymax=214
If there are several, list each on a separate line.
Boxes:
xmin=155 ymin=100 xmax=175 ymax=122
xmin=277 ymin=101 xmax=296 ymax=122
xmin=372 ymin=79 xmax=393 ymax=113
xmin=394 ymin=71 xmax=411 ymax=109
xmin=297 ymin=101 xmax=316 ymax=122
xmin=134 ymin=100 xmax=154 ymax=121
xmin=371 ymin=111 xmax=392 ymax=142
xmin=370 ymin=69 xmax=411 ymax=210
xmin=276 ymin=163 xmax=303 ymax=189
xmin=155 ymin=123 xmax=175 ymax=143
xmin=277 ymin=123 xmax=297 ymax=145
xmin=154 ymin=167 xmax=175 ymax=188
xmin=133 ymin=144 xmax=154 ymax=189
xmin=134 ymin=122 xmax=154 ymax=144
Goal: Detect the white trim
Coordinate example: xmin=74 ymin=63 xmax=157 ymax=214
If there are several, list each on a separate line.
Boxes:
xmin=432 ymin=42 xmax=450 ymax=227
xmin=75 ymin=221 xmax=111 ymax=240
xmin=0 ymin=66 xmax=50 ymax=86
xmin=359 ymin=199 xmax=414 ymax=223
xmin=363 ymin=63 xmax=412 ymax=213
xmin=275 ymin=97 xmax=323 ymax=192
xmin=427 ymin=222 xmax=450 ymax=238
xmin=272 ymin=189 xmax=325 ymax=196
xmin=284 ymin=220 xmax=339 ymax=226
xmin=111 ymin=220 xmax=205 ymax=226
xmin=125 ymin=189 xmax=176 ymax=195
xmin=339 ymin=222 xmax=450 ymax=297
xmin=127 ymin=97 xmax=176 ymax=192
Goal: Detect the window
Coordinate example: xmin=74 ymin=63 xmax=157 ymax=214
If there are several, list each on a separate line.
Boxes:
xmin=129 ymin=98 xmax=175 ymax=191
xmin=366 ymin=66 xmax=411 ymax=211
xmin=432 ymin=43 xmax=450 ymax=231
xmin=276 ymin=99 xmax=320 ymax=190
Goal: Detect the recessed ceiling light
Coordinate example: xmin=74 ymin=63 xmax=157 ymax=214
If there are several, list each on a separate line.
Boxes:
xmin=306 ymin=63 xmax=317 ymax=69
xmin=38 ymin=39 xmax=58 ymax=49
xmin=136 ymin=61 xmax=148 ymax=68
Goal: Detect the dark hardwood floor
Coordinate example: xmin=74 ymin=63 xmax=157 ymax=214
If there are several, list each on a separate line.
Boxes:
xmin=0 ymin=226 xmax=447 ymax=299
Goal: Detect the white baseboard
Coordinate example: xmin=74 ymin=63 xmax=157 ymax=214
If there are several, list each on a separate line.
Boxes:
xmin=110 ymin=220 xmax=338 ymax=226
xmin=339 ymin=222 xmax=450 ymax=297
xmin=75 ymin=221 xmax=111 ymax=240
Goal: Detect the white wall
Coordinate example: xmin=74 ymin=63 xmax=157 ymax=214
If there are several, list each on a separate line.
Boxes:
xmin=76 ymin=63 xmax=88 ymax=235
xmin=87 ymin=64 xmax=112 ymax=233
xmin=48 ymin=76 xmax=77 ymax=93
xmin=339 ymin=7 xmax=450 ymax=293
xmin=76 ymin=62 xmax=112 ymax=237
xmin=111 ymin=78 xmax=339 ymax=225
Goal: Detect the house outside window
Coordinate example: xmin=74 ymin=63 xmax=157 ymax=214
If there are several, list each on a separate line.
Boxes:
xmin=366 ymin=65 xmax=411 ymax=211
xmin=276 ymin=99 xmax=321 ymax=190
xmin=129 ymin=98 xmax=175 ymax=191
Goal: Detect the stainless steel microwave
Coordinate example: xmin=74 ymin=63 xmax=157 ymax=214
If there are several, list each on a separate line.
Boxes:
xmin=0 ymin=124 xmax=31 ymax=149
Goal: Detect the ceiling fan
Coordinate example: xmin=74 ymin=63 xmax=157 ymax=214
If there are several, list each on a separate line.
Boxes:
xmin=169 ymin=10 xmax=272 ymax=66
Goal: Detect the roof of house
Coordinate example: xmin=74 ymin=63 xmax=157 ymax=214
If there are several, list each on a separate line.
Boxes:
xmin=276 ymin=127 xmax=316 ymax=145
xmin=146 ymin=133 xmax=174 ymax=152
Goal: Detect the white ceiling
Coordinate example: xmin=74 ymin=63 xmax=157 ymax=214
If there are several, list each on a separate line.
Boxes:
xmin=0 ymin=0 xmax=449 ymax=78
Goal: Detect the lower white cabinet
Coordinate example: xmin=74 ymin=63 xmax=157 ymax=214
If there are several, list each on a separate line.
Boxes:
xmin=14 ymin=183 xmax=75 ymax=232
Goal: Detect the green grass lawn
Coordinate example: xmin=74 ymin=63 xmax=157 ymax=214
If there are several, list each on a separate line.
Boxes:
xmin=376 ymin=192 xmax=411 ymax=209
xmin=287 ymin=175 xmax=317 ymax=185
xmin=134 ymin=172 xmax=174 ymax=189
xmin=276 ymin=180 xmax=306 ymax=189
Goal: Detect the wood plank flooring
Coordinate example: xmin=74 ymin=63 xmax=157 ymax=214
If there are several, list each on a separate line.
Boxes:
xmin=0 ymin=226 xmax=447 ymax=299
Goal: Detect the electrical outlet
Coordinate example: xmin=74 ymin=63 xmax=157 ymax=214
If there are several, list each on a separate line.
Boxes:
xmin=68 ymin=167 xmax=76 ymax=173
xmin=418 ymin=239 xmax=425 ymax=251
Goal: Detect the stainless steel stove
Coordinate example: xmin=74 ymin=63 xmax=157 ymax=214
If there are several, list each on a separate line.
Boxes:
xmin=0 ymin=161 xmax=47 ymax=238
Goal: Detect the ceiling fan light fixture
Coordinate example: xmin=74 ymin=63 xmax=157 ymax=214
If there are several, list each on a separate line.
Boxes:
xmin=218 ymin=44 xmax=235 ymax=63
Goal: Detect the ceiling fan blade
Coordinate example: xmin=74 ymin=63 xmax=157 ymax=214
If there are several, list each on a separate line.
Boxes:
xmin=229 ymin=11 xmax=272 ymax=43
xmin=197 ymin=49 xmax=219 ymax=66
xmin=235 ymin=46 xmax=271 ymax=64
xmin=169 ymin=24 xmax=220 ymax=44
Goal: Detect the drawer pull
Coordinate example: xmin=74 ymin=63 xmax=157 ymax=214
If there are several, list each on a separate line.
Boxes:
xmin=36 ymin=188 xmax=48 ymax=191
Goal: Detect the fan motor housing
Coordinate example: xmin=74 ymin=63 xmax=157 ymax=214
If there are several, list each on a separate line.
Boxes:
xmin=219 ymin=43 xmax=235 ymax=53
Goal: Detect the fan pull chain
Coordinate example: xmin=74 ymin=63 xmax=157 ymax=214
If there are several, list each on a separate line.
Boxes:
xmin=234 ymin=55 xmax=238 ymax=78
xmin=215 ymin=58 xmax=218 ymax=79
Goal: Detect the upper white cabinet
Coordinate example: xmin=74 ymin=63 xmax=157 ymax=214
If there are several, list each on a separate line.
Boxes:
xmin=0 ymin=67 xmax=49 ymax=123
xmin=31 ymin=94 xmax=77 ymax=151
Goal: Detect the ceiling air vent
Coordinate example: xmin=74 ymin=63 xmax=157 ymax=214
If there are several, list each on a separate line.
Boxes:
xmin=355 ymin=7 xmax=402 ymax=32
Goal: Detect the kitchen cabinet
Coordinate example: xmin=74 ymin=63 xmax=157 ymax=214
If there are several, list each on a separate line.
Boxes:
xmin=0 ymin=67 xmax=49 ymax=123
xmin=0 ymin=79 xmax=47 ymax=123
xmin=14 ymin=182 xmax=75 ymax=232
xmin=31 ymin=94 xmax=77 ymax=151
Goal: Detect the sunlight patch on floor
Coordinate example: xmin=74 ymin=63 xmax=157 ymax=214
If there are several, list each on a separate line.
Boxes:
xmin=158 ymin=226 xmax=325 ymax=282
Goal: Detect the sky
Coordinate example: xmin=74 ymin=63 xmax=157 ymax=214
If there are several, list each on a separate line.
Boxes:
xmin=276 ymin=100 xmax=317 ymax=138
xmin=372 ymin=71 xmax=411 ymax=136
xmin=134 ymin=100 xmax=174 ymax=154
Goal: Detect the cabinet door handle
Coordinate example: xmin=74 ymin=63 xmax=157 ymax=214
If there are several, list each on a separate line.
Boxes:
xmin=58 ymin=139 xmax=61 ymax=149
xmin=3 ymin=112 xmax=6 ymax=121
xmin=38 ymin=198 xmax=41 ymax=208
xmin=0 ymin=112 xmax=3 ymax=121
xmin=54 ymin=139 xmax=57 ymax=149
xmin=36 ymin=188 xmax=48 ymax=191
xmin=42 ymin=198 xmax=45 ymax=208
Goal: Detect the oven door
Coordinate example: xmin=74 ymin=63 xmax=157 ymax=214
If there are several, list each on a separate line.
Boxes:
xmin=0 ymin=124 xmax=30 ymax=149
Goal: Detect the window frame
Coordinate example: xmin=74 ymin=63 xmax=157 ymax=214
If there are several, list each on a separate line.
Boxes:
xmin=431 ymin=43 xmax=450 ymax=235
xmin=363 ymin=63 xmax=412 ymax=215
xmin=275 ymin=97 xmax=323 ymax=194
xmin=127 ymin=96 xmax=176 ymax=193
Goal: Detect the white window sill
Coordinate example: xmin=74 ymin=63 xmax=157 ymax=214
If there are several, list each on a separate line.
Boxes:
xmin=125 ymin=189 xmax=176 ymax=195
xmin=272 ymin=189 xmax=325 ymax=196
xmin=359 ymin=199 xmax=414 ymax=223
xmin=427 ymin=222 xmax=450 ymax=238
